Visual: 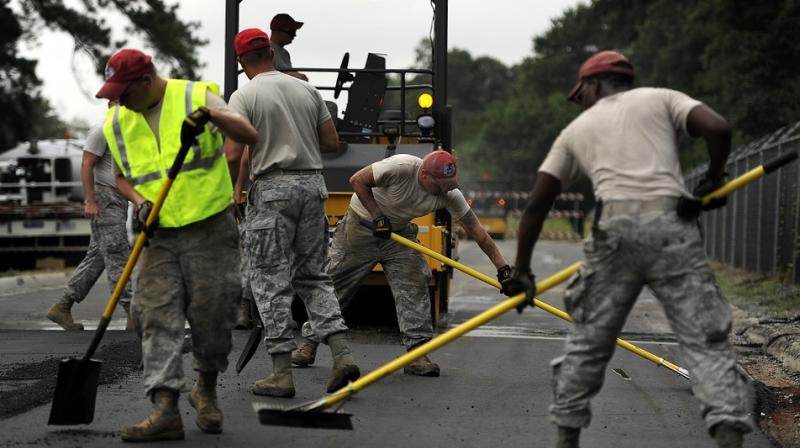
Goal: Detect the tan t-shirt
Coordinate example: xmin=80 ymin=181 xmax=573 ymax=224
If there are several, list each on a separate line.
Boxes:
xmin=349 ymin=154 xmax=471 ymax=228
xmin=539 ymin=87 xmax=702 ymax=200
xmin=228 ymin=71 xmax=331 ymax=178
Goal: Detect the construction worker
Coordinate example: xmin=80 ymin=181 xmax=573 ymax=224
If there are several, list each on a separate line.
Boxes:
xmin=96 ymin=48 xmax=258 ymax=441
xmin=46 ymin=113 xmax=133 ymax=331
xmin=226 ymin=28 xmax=360 ymax=398
xmin=269 ymin=13 xmax=308 ymax=81
xmin=293 ymin=150 xmax=511 ymax=377
xmin=502 ymin=51 xmax=751 ymax=448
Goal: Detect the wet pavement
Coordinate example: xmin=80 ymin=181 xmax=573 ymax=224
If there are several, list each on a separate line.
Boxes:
xmin=0 ymin=240 xmax=775 ymax=447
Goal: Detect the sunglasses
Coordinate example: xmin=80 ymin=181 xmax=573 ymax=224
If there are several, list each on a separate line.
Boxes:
xmin=281 ymin=29 xmax=297 ymax=37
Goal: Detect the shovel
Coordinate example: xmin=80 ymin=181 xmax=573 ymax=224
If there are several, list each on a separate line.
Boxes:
xmin=48 ymin=109 xmax=211 ymax=425
xmin=252 ymin=149 xmax=797 ymax=430
xmin=254 ymin=261 xmax=580 ymax=430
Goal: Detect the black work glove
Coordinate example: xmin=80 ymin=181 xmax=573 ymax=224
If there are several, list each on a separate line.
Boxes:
xmin=133 ymin=200 xmax=158 ymax=238
xmin=500 ymin=268 xmax=536 ymax=313
xmin=497 ymin=264 xmax=512 ymax=289
xmin=676 ymin=174 xmax=727 ymax=221
xmin=373 ymin=215 xmax=392 ymax=240
xmin=180 ymin=106 xmax=212 ymax=147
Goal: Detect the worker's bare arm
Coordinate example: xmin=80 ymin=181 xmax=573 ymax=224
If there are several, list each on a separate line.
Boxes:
xmin=318 ymin=118 xmax=339 ymax=153
xmin=115 ymin=173 xmax=147 ymax=206
xmin=224 ymin=138 xmax=246 ymax=185
xmin=208 ymin=108 xmax=258 ymax=145
xmin=233 ymin=146 xmax=250 ymax=203
xmin=514 ymin=172 xmax=561 ymax=271
xmin=350 ymin=165 xmax=383 ymax=219
xmin=458 ymin=210 xmax=508 ymax=268
xmin=81 ymin=152 xmax=100 ymax=221
xmin=686 ymin=105 xmax=731 ymax=181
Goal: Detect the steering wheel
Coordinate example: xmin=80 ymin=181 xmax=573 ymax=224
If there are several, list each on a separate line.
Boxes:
xmin=333 ymin=52 xmax=354 ymax=99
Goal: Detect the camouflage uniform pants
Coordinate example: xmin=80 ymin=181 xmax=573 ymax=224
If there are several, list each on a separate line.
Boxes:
xmin=549 ymin=206 xmax=753 ymax=433
xmin=238 ymin=219 xmax=254 ymax=304
xmin=61 ymin=185 xmax=132 ymax=306
xmin=246 ymin=174 xmax=348 ymax=354
xmin=301 ymin=209 xmax=433 ymax=348
xmin=133 ymin=211 xmax=240 ymax=395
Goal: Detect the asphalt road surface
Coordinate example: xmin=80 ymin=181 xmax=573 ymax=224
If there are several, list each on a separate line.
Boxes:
xmin=0 ymin=240 xmax=774 ymax=447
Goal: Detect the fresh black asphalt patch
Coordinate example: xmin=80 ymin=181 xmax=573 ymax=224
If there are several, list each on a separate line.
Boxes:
xmin=0 ymin=335 xmax=141 ymax=419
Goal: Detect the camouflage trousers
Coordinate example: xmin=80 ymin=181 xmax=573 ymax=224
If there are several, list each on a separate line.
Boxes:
xmin=133 ymin=211 xmax=240 ymax=395
xmin=246 ymin=174 xmax=348 ymax=354
xmin=238 ymin=219 xmax=254 ymax=304
xmin=549 ymin=205 xmax=753 ymax=433
xmin=61 ymin=185 xmax=132 ymax=306
xmin=301 ymin=209 xmax=433 ymax=348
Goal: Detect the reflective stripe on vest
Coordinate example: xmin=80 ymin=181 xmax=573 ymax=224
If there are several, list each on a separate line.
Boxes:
xmin=111 ymin=82 xmax=224 ymax=186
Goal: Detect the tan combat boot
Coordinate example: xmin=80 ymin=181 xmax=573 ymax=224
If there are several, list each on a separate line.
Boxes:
xmin=291 ymin=339 xmax=319 ymax=367
xmin=188 ymin=371 xmax=223 ymax=434
xmin=253 ymin=353 xmax=295 ymax=397
xmin=46 ymin=302 xmax=84 ymax=331
xmin=556 ymin=426 xmax=580 ymax=448
xmin=121 ymin=388 xmax=184 ymax=442
xmin=325 ymin=332 xmax=361 ymax=393
xmin=713 ymin=423 xmax=744 ymax=448
xmin=403 ymin=342 xmax=440 ymax=377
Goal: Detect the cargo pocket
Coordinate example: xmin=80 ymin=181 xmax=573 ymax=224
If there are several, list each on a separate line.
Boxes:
xmin=696 ymin=277 xmax=732 ymax=343
xmin=563 ymin=266 xmax=594 ymax=324
xmin=246 ymin=217 xmax=287 ymax=269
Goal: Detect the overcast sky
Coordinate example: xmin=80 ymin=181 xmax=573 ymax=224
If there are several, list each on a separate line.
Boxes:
xmin=22 ymin=0 xmax=584 ymax=128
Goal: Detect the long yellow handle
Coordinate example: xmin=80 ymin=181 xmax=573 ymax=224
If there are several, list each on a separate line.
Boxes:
xmin=322 ymin=262 xmax=582 ymax=407
xmin=703 ymin=166 xmax=764 ymax=205
xmin=101 ymin=177 xmax=174 ymax=319
xmin=387 ymin=233 xmax=690 ymax=379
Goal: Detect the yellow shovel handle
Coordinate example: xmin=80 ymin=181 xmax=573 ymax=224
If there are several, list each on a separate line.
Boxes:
xmin=387 ymin=233 xmax=690 ymax=379
xmin=323 ymin=261 xmax=581 ymax=407
xmin=101 ymin=177 xmax=173 ymax=319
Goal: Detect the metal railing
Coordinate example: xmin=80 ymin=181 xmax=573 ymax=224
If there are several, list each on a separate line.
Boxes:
xmin=686 ymin=121 xmax=800 ymax=283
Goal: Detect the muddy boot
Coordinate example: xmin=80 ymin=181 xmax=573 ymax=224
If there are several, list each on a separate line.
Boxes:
xmin=121 ymin=302 xmax=135 ymax=331
xmin=325 ymin=332 xmax=361 ymax=392
xmin=291 ymin=339 xmax=319 ymax=367
xmin=121 ymin=388 xmax=184 ymax=442
xmin=188 ymin=371 xmax=223 ymax=434
xmin=234 ymin=300 xmax=253 ymax=329
xmin=46 ymin=302 xmax=84 ymax=331
xmin=403 ymin=342 xmax=440 ymax=377
xmin=253 ymin=353 xmax=295 ymax=397
xmin=556 ymin=426 xmax=580 ymax=448
xmin=713 ymin=423 xmax=744 ymax=448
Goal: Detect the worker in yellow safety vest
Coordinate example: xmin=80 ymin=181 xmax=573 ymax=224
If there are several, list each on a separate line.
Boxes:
xmin=96 ymin=48 xmax=258 ymax=442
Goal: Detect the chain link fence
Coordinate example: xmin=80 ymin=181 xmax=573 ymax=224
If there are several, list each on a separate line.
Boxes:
xmin=686 ymin=121 xmax=800 ymax=283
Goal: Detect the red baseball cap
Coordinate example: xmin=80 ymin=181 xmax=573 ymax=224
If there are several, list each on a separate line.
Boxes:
xmin=270 ymin=13 xmax=304 ymax=31
xmin=235 ymin=28 xmax=271 ymax=56
xmin=422 ymin=150 xmax=458 ymax=184
xmin=95 ymin=49 xmax=155 ymax=100
xmin=567 ymin=51 xmax=634 ymax=102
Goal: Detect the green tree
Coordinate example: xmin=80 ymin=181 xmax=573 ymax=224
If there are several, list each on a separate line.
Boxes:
xmin=1 ymin=0 xmax=207 ymax=151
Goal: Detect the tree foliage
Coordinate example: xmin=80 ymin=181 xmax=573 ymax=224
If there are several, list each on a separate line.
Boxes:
xmin=443 ymin=0 xmax=800 ymax=190
xmin=0 ymin=0 xmax=207 ymax=151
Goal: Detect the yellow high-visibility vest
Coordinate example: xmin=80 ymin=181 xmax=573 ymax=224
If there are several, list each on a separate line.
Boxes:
xmin=104 ymin=79 xmax=232 ymax=228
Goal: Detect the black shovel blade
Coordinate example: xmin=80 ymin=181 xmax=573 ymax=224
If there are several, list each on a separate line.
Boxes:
xmin=254 ymin=402 xmax=353 ymax=430
xmin=48 ymin=358 xmax=102 ymax=425
xmin=236 ymin=326 xmax=262 ymax=374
